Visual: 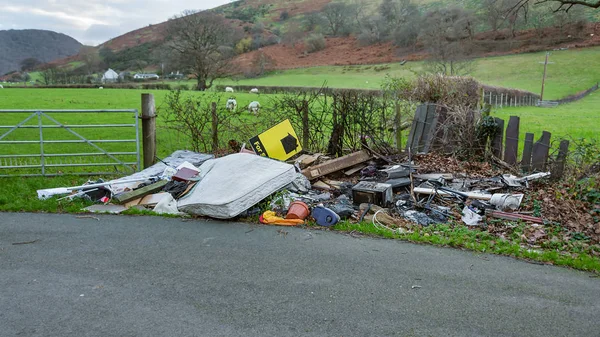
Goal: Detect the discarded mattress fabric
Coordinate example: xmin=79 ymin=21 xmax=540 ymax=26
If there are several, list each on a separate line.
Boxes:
xmin=177 ymin=153 xmax=297 ymax=219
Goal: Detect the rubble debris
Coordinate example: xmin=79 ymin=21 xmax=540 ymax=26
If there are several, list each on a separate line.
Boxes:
xmin=485 ymin=209 xmax=543 ymax=224
xmin=327 ymin=196 xmax=355 ymax=220
xmin=113 ymin=180 xmax=168 ymax=204
xmin=462 ymin=206 xmax=483 ymax=226
xmin=413 ymin=173 xmax=454 ymax=181
xmin=311 ymin=206 xmax=340 ymax=227
xmin=83 ymin=204 xmax=128 ymax=214
xmin=386 ymin=178 xmax=412 ymax=191
xmin=139 ymin=192 xmax=172 ymax=207
xmin=413 ymin=187 xmax=493 ymax=200
xmin=153 ymin=194 xmax=182 ymax=215
xmin=302 ymin=150 xmax=371 ymax=180
xmin=352 ymin=181 xmax=393 ymax=207
xmin=313 ymin=180 xmax=333 ymax=190
xmin=489 ymin=193 xmax=524 ymax=211
xmin=178 ymin=153 xmax=297 ymax=219
xmin=403 ymin=210 xmax=436 ymax=226
xmin=382 ymin=166 xmax=411 ymax=179
xmin=285 ymin=173 xmax=311 ymax=194
xmin=344 ymin=164 xmax=367 ymax=176
xmin=360 ymin=203 xmax=408 ymax=229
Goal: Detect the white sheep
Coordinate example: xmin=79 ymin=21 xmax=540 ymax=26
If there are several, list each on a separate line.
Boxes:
xmin=248 ymin=101 xmax=260 ymax=114
xmin=99 ymin=86 xmax=104 ymax=89
xmin=250 ymin=88 xmax=259 ymax=94
xmin=225 ymin=87 xmax=234 ymax=93
xmin=226 ymin=98 xmax=237 ymax=111
xmin=0 ymin=84 xmax=3 ymax=89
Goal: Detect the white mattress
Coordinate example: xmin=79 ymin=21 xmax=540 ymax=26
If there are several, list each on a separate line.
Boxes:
xmin=177 ymin=153 xmax=296 ymax=219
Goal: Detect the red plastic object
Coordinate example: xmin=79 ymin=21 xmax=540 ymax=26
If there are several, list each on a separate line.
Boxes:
xmin=285 ymin=201 xmax=310 ymax=220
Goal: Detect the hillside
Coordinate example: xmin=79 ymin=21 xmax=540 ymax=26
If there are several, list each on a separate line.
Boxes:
xmin=0 ymin=30 xmax=82 ymax=76
xmin=41 ymin=0 xmax=600 ymax=78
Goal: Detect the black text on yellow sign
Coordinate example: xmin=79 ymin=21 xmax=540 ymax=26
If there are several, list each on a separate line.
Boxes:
xmin=249 ymin=119 xmax=302 ymax=161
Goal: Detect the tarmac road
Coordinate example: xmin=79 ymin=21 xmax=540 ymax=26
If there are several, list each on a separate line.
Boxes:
xmin=1 ymin=212 xmax=599 ymax=337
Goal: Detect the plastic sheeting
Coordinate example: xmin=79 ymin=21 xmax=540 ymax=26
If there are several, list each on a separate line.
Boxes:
xmin=177 ymin=153 xmax=296 ymax=219
xmin=109 ymin=150 xmax=213 ymax=193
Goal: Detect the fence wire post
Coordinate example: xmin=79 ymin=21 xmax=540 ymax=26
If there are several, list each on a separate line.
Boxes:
xmin=37 ymin=111 xmax=45 ymax=176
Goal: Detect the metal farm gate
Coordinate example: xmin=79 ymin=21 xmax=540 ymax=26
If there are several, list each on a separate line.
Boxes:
xmin=0 ymin=109 xmax=140 ymax=177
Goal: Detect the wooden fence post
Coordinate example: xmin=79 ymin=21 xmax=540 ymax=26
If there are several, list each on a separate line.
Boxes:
xmin=532 ymin=131 xmax=552 ymax=171
xmin=552 ymin=140 xmax=569 ymax=180
xmin=500 ymin=94 xmax=503 ymax=108
xmin=141 ymin=93 xmax=156 ymax=169
xmin=211 ymin=102 xmax=218 ymax=152
xmin=521 ymin=133 xmax=534 ymax=172
xmin=492 ymin=118 xmax=504 ymax=158
xmin=504 ymin=116 xmax=520 ymax=165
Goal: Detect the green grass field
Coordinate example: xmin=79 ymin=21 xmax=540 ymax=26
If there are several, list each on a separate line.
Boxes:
xmin=221 ymin=47 xmax=600 ymax=100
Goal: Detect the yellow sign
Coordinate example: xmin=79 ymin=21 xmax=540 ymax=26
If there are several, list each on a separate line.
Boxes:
xmin=249 ymin=119 xmax=302 ymax=161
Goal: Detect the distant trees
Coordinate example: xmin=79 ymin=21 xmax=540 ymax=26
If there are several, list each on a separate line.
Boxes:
xmin=166 ymin=10 xmax=237 ymax=91
xmin=321 ymin=2 xmax=353 ymax=36
xmin=20 ymin=58 xmax=41 ymax=71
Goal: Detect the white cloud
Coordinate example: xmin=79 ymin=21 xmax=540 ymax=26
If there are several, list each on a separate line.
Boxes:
xmin=0 ymin=0 xmax=231 ymax=45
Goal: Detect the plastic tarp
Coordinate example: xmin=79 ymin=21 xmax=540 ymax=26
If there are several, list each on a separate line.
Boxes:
xmin=109 ymin=150 xmax=213 ymax=193
xmin=177 ymin=153 xmax=297 ymax=219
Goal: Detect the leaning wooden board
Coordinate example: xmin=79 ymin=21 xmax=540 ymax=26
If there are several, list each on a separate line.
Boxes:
xmin=301 ymin=150 xmax=371 ymax=180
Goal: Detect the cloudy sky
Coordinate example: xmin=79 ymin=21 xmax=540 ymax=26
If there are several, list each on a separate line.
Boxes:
xmin=0 ymin=0 xmax=232 ymax=46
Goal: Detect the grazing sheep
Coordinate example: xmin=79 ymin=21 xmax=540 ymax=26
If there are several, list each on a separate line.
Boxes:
xmin=226 ymin=98 xmax=237 ymax=111
xmin=250 ymin=88 xmax=259 ymax=94
xmin=99 ymin=86 xmax=104 ymax=89
xmin=0 ymin=84 xmax=3 ymax=89
xmin=248 ymin=101 xmax=260 ymax=114
xmin=225 ymin=87 xmax=234 ymax=93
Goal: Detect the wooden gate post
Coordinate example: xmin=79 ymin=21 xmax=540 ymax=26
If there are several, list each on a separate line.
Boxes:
xmin=141 ymin=93 xmax=156 ymax=168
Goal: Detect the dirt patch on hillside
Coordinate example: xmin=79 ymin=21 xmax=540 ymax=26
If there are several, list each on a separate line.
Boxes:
xmin=234 ymin=37 xmax=414 ymax=71
xmin=233 ymin=23 xmax=600 ymax=72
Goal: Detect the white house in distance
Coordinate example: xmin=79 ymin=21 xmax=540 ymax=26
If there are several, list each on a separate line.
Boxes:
xmin=101 ymin=68 xmax=119 ymax=83
xmin=133 ymin=73 xmax=159 ymax=80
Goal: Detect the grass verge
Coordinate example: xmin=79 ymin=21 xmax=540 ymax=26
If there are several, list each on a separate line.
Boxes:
xmin=3 ymin=177 xmax=598 ymax=274
xmin=333 ymin=221 xmax=600 ymax=274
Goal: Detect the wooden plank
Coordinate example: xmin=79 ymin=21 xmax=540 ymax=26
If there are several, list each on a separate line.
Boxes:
xmin=552 ymin=139 xmax=569 ymax=179
xmin=503 ymin=116 xmax=520 ymax=165
xmin=113 ymin=180 xmax=168 ymax=204
xmin=521 ymin=133 xmax=534 ymax=173
xmin=531 ymin=131 xmax=551 ymax=171
xmin=344 ymin=164 xmax=367 ymax=176
xmin=421 ymin=104 xmax=439 ymax=154
xmin=407 ymin=104 xmax=427 ymax=152
xmin=301 ymin=150 xmax=371 ymax=180
xmin=491 ymin=118 xmax=504 ymax=158
xmin=405 ymin=105 xmax=424 ymax=151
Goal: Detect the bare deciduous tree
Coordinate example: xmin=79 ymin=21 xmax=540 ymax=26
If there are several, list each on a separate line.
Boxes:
xmin=421 ymin=8 xmax=476 ymax=75
xmin=322 ymin=2 xmax=353 ymax=36
xmin=511 ymin=0 xmax=600 ymax=13
xmin=166 ymin=10 xmax=236 ymax=91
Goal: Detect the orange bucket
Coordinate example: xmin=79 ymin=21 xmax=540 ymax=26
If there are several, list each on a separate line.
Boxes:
xmin=285 ymin=201 xmax=310 ymax=220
